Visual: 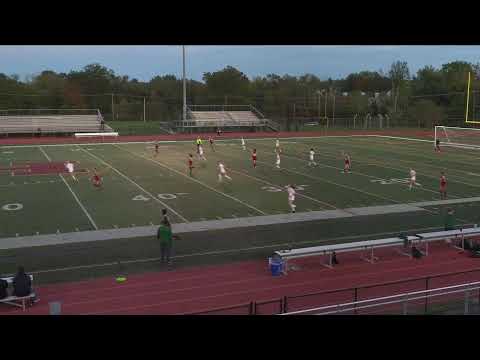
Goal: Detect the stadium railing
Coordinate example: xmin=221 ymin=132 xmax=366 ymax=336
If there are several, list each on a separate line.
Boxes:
xmin=184 ymin=267 xmax=480 ymax=315
xmin=280 ymin=280 xmax=480 ymax=315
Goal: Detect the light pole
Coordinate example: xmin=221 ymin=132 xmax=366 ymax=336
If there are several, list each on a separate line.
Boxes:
xmin=111 ymin=93 xmax=114 ymax=121
xmin=316 ymin=90 xmax=321 ymax=120
xmin=183 ymin=45 xmax=187 ymax=121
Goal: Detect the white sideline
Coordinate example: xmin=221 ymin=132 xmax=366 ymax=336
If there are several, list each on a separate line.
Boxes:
xmin=38 ymin=146 xmax=98 ymax=230
xmin=0 ymin=134 xmax=426 ymax=149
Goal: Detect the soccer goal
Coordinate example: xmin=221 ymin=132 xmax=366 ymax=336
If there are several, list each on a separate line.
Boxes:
xmin=434 ymin=126 xmax=480 ymax=150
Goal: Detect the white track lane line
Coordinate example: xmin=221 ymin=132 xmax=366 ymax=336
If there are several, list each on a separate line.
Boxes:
xmin=80 ymin=146 xmax=189 ymax=223
xmin=114 ymin=144 xmax=267 ymax=216
xmin=39 ymin=146 xmax=98 ymax=230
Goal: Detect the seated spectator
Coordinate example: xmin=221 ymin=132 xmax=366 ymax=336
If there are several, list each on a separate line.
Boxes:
xmin=0 ymin=278 xmax=8 ymax=300
xmin=411 ymin=246 xmax=423 ymax=259
xmin=12 ymin=266 xmax=31 ymax=297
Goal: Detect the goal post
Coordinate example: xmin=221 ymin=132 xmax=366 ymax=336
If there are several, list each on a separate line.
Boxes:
xmin=466 ymin=71 xmax=480 ymax=124
xmin=434 ymin=125 xmax=480 ymax=150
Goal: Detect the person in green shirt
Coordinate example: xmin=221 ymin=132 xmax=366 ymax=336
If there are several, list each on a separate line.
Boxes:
xmin=444 ymin=208 xmax=455 ymax=231
xmin=157 ymin=219 xmax=173 ymax=265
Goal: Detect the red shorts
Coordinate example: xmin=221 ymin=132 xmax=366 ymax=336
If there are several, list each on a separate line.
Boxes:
xmin=440 ymin=185 xmax=446 ymax=192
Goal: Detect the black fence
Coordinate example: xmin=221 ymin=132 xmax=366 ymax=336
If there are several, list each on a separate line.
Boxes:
xmin=184 ymin=267 xmax=480 ymax=315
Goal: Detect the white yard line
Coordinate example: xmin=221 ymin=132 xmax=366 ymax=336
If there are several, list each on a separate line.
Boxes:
xmin=276 ymin=139 xmax=464 ymax=197
xmin=303 ymin=136 xmax=480 ymax=186
xmin=229 ymin=168 xmax=338 ymax=210
xmin=38 ymin=146 xmax=98 ymax=230
xmin=254 ymin=157 xmax=399 ymax=204
xmin=113 ymin=144 xmax=268 ymax=216
xmin=80 ymin=146 xmax=189 ymax=223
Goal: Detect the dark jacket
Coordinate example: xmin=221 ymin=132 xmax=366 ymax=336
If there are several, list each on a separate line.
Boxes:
xmin=0 ymin=279 xmax=8 ymax=299
xmin=13 ymin=273 xmax=31 ymax=297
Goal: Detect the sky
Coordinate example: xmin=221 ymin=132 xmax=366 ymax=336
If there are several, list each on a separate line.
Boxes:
xmin=0 ymin=45 xmax=479 ymax=82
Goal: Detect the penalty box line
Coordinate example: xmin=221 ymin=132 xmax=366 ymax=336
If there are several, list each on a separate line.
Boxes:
xmin=38 ymin=146 xmax=99 ymax=230
xmin=112 ymin=144 xmax=268 ymax=216
xmin=79 ymin=146 xmax=189 ymax=223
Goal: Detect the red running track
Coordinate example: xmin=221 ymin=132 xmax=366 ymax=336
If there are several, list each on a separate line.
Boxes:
xmin=1 ymin=241 xmax=479 ymax=315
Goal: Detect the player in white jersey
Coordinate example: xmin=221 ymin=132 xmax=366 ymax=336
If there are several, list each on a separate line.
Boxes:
xmin=308 ymin=148 xmax=317 ymax=166
xmin=64 ymin=161 xmax=78 ymax=182
xmin=198 ymin=145 xmax=207 ymax=161
xmin=241 ymin=137 xmax=246 ymax=150
xmin=217 ymin=161 xmax=232 ymax=182
xmin=275 ymin=139 xmax=281 ymax=153
xmin=287 ymin=184 xmax=296 ymax=213
xmin=275 ymin=150 xmax=281 ymax=169
xmin=409 ymin=169 xmax=417 ymax=190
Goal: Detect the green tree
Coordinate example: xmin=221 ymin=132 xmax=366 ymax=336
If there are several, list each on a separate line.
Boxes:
xmin=389 ymin=61 xmax=410 ymax=113
xmin=410 ymin=99 xmax=445 ymax=128
xmin=203 ymin=66 xmax=250 ymax=99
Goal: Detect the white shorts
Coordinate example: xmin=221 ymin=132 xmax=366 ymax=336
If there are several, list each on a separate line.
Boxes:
xmin=288 ymin=196 xmax=295 ymax=202
xmin=309 ymin=157 xmax=314 ymax=161
xmin=411 ymin=177 xmax=416 ymax=182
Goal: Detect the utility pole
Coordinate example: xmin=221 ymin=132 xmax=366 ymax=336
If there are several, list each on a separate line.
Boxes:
xmin=111 ymin=93 xmax=114 ymax=121
xmin=332 ymin=90 xmax=336 ymax=127
xmin=183 ymin=45 xmax=187 ymax=121
xmin=143 ymin=96 xmax=146 ymax=123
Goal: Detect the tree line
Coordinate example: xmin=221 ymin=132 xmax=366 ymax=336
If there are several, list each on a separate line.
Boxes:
xmin=0 ymin=61 xmax=479 ymax=128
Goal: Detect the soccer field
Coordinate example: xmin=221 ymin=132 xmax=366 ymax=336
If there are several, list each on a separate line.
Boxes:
xmin=2 ymin=133 xmax=480 ymax=281
xmin=2 ymin=135 xmax=480 ymax=236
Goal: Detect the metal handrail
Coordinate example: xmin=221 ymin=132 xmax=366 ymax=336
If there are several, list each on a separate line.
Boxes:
xmin=281 ymin=281 xmax=480 ymax=315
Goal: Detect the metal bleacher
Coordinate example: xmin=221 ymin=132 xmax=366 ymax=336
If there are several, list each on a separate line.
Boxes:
xmin=174 ymin=105 xmax=280 ymax=132
xmin=0 ymin=109 xmax=113 ymax=136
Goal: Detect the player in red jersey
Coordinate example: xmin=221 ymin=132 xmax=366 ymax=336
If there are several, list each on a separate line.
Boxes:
xmin=188 ymin=154 xmax=194 ymax=177
xmin=440 ymin=172 xmax=447 ymax=199
xmin=252 ymin=148 xmax=257 ymax=168
xmin=91 ymin=168 xmax=102 ymax=189
xmin=209 ymin=136 xmax=215 ymax=152
xmin=343 ymin=153 xmax=351 ymax=173
xmin=154 ymin=142 xmax=159 ymax=157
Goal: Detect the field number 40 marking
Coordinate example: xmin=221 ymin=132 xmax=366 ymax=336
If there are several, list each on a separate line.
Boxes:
xmin=132 ymin=193 xmax=189 ymax=201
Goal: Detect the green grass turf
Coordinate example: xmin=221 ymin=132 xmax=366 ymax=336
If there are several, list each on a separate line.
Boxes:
xmin=1 ymin=134 xmax=480 ymax=283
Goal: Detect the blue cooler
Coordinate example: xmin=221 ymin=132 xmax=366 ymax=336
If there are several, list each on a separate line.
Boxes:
xmin=270 ymin=259 xmax=283 ymax=276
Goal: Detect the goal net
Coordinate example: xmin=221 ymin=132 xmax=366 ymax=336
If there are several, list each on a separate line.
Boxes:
xmin=434 ymin=126 xmax=480 ymax=150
